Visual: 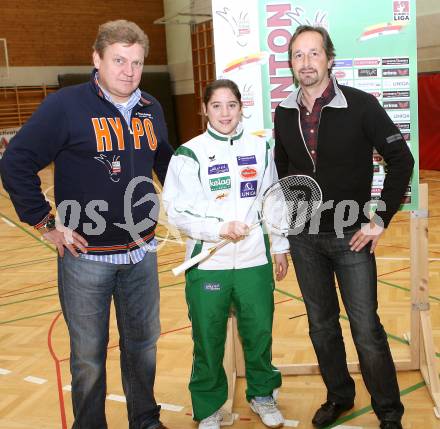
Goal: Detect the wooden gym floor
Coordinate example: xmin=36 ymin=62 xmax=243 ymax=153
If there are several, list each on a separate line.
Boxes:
xmin=0 ymin=168 xmax=439 ymax=429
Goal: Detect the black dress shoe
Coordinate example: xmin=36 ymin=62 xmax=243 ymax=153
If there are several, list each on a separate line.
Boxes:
xmin=380 ymin=421 xmax=403 ymax=429
xmin=312 ymin=401 xmax=354 ymax=428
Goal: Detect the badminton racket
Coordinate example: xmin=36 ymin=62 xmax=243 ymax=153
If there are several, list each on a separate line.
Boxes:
xmin=172 ymin=174 xmax=322 ymax=276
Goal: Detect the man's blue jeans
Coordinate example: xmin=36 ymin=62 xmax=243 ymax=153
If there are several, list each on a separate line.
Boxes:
xmin=58 ymin=251 xmax=161 ymax=429
xmin=288 ymin=229 xmax=404 ymax=422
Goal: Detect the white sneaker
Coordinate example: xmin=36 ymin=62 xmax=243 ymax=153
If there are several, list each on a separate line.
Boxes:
xmin=250 ymin=397 xmax=284 ymax=428
xmin=198 ymin=409 xmax=223 ymax=429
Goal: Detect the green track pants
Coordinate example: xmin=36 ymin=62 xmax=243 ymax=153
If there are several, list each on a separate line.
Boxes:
xmin=185 ymin=263 xmax=282 ymax=421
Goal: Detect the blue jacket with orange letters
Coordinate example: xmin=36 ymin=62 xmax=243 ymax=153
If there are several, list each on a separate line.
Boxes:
xmin=1 ymin=72 xmax=173 ymax=254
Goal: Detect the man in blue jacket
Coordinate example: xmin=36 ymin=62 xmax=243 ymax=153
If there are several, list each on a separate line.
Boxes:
xmin=274 ymin=26 xmax=414 ymax=429
xmin=1 ymin=20 xmax=173 ymax=429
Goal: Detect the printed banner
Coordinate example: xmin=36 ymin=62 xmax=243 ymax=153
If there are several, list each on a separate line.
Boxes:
xmin=212 ymin=0 xmax=419 ymax=210
xmin=0 ymin=127 xmax=20 ymax=159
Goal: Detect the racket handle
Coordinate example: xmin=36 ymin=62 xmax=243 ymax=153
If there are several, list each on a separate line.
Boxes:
xmin=172 ymin=223 xmax=261 ymax=276
xmin=172 ymin=248 xmax=213 ymax=276
xmin=248 ymin=221 xmax=261 ymax=231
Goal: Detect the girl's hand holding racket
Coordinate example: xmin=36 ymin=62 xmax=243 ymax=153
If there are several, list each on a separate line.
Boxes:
xmin=172 ymin=175 xmax=322 ymax=276
xmin=219 ymin=221 xmax=249 ymax=241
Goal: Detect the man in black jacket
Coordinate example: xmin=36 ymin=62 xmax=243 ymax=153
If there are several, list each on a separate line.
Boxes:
xmin=274 ymin=25 xmax=414 ymax=429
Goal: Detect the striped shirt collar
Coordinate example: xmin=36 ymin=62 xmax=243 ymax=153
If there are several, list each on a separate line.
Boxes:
xmin=94 ymin=71 xmax=141 ymax=111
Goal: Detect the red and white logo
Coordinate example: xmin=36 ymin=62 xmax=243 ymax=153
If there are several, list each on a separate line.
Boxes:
xmin=393 ymin=1 xmax=410 ymax=21
xmin=112 ymin=160 xmax=121 ymax=174
xmin=241 ymin=84 xmax=255 ymax=108
xmin=240 ymin=167 xmax=257 ymax=179
xmin=334 ymin=70 xmax=347 ymax=79
xmin=394 ymin=1 xmax=409 ymax=14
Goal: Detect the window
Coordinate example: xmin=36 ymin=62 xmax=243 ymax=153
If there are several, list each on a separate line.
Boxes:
xmin=191 ymin=20 xmax=215 ymax=134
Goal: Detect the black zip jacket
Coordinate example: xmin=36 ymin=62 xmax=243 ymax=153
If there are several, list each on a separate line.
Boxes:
xmin=274 ymin=77 xmax=414 ymax=233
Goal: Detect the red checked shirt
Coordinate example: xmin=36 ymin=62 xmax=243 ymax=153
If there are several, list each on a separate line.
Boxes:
xmin=298 ymin=79 xmax=336 ymax=162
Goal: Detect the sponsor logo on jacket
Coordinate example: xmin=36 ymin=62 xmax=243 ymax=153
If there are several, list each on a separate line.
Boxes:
xmin=240 ymin=180 xmax=257 ymax=198
xmin=94 ymin=154 xmax=122 ymax=182
xmin=209 ymin=176 xmax=231 ymax=191
xmin=240 ymin=167 xmax=257 ymax=179
xmin=215 ymin=192 xmax=229 ymax=200
xmin=91 ymin=117 xmax=157 ymax=152
xmin=237 ymin=155 xmax=257 ymax=165
xmin=208 ymin=164 xmax=229 ymax=175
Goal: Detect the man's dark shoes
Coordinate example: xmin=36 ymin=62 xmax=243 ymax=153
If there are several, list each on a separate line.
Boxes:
xmin=312 ymin=401 xmax=354 ymax=428
xmin=380 ymin=421 xmax=403 ymax=429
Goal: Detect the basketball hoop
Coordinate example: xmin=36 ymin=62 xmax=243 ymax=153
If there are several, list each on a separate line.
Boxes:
xmin=154 ymin=0 xmax=211 ymax=25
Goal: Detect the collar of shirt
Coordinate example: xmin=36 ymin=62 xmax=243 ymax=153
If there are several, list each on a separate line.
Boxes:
xmin=94 ymin=71 xmax=141 ymax=125
xmin=297 ymin=79 xmax=336 ymax=162
xmin=297 ymin=78 xmax=336 ymax=113
xmin=206 ymin=121 xmax=244 ymax=142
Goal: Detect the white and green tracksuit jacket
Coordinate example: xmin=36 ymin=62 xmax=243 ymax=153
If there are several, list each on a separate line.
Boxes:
xmin=162 ymin=123 xmax=289 ymax=270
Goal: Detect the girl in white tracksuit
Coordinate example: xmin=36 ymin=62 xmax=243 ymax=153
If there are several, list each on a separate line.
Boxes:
xmin=162 ymin=79 xmax=289 ymax=429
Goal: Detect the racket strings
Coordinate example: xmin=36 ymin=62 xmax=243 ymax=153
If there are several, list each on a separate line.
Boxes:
xmin=261 ymin=176 xmax=322 ymax=233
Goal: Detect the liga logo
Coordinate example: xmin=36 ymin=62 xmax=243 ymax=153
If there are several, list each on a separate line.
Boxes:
xmin=393 ymin=0 xmax=410 ymax=21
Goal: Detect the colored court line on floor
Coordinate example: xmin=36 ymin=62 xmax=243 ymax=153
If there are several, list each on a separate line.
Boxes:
xmin=0 ymin=284 xmax=57 ymax=299
xmin=379 ymin=279 xmax=440 ymax=302
xmin=0 ymin=278 xmax=57 ymax=297
xmin=0 ymin=292 xmax=59 ymax=307
xmin=328 ymin=381 xmax=427 ymax=428
xmin=0 ymin=281 xmax=182 ymax=311
xmin=0 ymin=281 xmax=185 ymax=325
xmin=0 ymin=256 xmax=56 ymax=270
xmin=47 ymin=311 xmax=68 ymax=429
xmin=1 ymin=216 xmax=16 ymax=227
xmin=0 ymin=243 xmax=43 ymax=253
xmin=0 ymin=309 xmax=61 ymax=325
xmin=274 ymin=287 xmax=437 ymax=350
